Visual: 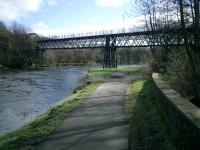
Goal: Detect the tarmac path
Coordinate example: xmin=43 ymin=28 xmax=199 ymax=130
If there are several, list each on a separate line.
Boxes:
xmin=37 ymin=73 xmax=133 ymax=150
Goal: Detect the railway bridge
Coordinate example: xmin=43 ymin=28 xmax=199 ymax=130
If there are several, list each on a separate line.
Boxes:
xmin=37 ymin=28 xmax=194 ymax=68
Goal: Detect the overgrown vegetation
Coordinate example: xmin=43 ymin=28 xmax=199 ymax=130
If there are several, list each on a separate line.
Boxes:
xmin=132 ymin=0 xmax=200 ymax=102
xmin=127 ymin=80 xmax=176 ymax=150
xmin=0 ymin=21 xmax=42 ymax=69
xmin=167 ymin=49 xmax=199 ymax=98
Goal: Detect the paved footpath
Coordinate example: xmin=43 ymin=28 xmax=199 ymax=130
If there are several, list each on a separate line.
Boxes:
xmin=37 ymin=74 xmax=133 ymax=150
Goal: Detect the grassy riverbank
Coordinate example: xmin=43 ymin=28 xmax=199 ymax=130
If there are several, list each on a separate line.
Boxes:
xmin=127 ymin=80 xmax=176 ymax=150
xmin=0 ymin=66 xmax=141 ymax=150
xmin=0 ymin=81 xmax=101 ymax=150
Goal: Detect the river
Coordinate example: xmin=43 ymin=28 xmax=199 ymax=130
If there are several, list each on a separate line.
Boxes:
xmin=0 ymin=67 xmax=87 ymax=136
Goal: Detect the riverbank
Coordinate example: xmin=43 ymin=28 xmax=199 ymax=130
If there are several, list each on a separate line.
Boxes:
xmin=0 ymin=80 xmax=101 ymax=149
xmin=0 ymin=66 xmax=141 ymax=150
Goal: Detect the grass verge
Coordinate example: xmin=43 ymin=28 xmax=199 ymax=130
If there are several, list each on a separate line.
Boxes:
xmin=127 ymin=80 xmax=176 ymax=150
xmin=0 ymin=81 xmax=101 ymax=150
xmin=88 ymin=66 xmax=142 ymax=79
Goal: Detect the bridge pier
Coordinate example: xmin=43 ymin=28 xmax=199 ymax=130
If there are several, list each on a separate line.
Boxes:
xmin=103 ymin=36 xmax=117 ymax=68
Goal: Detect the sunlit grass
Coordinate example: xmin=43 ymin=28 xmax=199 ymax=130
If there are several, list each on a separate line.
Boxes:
xmin=88 ymin=66 xmax=142 ymax=79
xmin=88 ymin=68 xmax=119 ymax=78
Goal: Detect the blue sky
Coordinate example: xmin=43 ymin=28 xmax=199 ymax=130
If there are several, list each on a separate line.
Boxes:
xmin=0 ymin=0 xmax=143 ymax=36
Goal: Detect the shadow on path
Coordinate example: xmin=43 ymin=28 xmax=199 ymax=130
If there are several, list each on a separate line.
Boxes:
xmin=36 ymin=74 xmax=131 ymax=150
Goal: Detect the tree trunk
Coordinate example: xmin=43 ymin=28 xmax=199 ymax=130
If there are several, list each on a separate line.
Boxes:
xmin=179 ymin=0 xmax=199 ymax=99
xmin=194 ymin=0 xmax=200 ymax=57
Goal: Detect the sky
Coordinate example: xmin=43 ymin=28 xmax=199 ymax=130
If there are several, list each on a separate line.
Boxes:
xmin=0 ymin=0 xmax=144 ymax=36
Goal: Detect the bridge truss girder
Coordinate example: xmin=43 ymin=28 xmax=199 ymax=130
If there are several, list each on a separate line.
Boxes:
xmin=37 ymin=28 xmax=195 ymax=68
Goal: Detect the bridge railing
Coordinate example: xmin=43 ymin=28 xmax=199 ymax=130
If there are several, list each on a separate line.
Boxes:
xmin=40 ymin=26 xmax=145 ymax=40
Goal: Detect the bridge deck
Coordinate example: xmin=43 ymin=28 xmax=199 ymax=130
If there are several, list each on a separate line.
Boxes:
xmin=37 ymin=28 xmax=194 ymax=50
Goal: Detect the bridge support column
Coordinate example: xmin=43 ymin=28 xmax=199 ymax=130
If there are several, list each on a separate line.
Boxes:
xmin=103 ymin=36 xmax=117 ymax=68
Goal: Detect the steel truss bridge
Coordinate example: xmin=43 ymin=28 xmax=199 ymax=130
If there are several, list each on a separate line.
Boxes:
xmin=37 ymin=28 xmax=195 ymax=68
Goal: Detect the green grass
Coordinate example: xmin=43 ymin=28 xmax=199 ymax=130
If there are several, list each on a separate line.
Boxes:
xmin=88 ymin=66 xmax=142 ymax=79
xmin=118 ymin=66 xmax=143 ymax=75
xmin=88 ymin=68 xmax=119 ymax=78
xmin=127 ymin=80 xmax=176 ymax=150
xmin=0 ymin=81 xmax=101 ymax=150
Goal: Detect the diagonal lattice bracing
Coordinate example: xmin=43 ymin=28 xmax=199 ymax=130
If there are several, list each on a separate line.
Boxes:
xmin=37 ymin=28 xmax=195 ymax=49
xmin=36 ymin=28 xmax=196 ymax=68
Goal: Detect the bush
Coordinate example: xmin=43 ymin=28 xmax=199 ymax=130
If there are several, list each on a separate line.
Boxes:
xmin=167 ymin=48 xmax=200 ymax=97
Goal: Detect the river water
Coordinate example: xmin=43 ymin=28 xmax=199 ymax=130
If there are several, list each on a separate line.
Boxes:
xmin=0 ymin=67 xmax=87 ymax=136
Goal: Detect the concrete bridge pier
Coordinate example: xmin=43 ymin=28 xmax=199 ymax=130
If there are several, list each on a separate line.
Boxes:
xmin=103 ymin=36 xmax=117 ymax=68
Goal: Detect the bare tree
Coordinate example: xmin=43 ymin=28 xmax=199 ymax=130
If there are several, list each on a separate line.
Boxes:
xmin=133 ymin=0 xmax=199 ymax=100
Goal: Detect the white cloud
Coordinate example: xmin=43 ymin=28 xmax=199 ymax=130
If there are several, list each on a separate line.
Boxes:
xmin=47 ymin=0 xmax=57 ymax=6
xmin=66 ymin=2 xmax=74 ymax=7
xmin=79 ymin=17 xmax=144 ymax=33
xmin=89 ymin=17 xmax=101 ymax=23
xmin=123 ymin=15 xmax=145 ymax=28
xmin=96 ymin=0 xmax=126 ymax=8
xmin=83 ymin=15 xmax=145 ymax=33
xmin=33 ymin=15 xmax=145 ymax=37
xmin=34 ymin=21 xmax=49 ymax=29
xmin=33 ymin=21 xmax=68 ymax=36
xmin=0 ymin=0 xmax=60 ymax=21
xmin=0 ymin=0 xmax=43 ymax=21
